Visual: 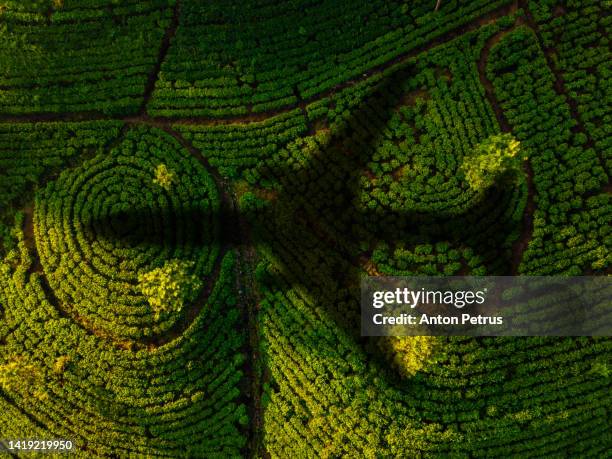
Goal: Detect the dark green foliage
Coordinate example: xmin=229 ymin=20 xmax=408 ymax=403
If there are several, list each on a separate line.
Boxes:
xmin=0 ymin=0 xmax=174 ymax=115
xmin=150 ymin=0 xmax=515 ymax=117
xmin=529 ymin=0 xmax=612 ymax=176
xmin=486 ymin=26 xmax=609 ymax=274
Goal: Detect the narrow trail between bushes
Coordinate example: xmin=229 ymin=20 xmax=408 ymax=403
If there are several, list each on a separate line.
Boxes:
xmin=138 ymin=0 xmax=181 ymax=116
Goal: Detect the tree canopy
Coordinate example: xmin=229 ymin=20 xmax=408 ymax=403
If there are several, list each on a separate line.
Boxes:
xmin=460 ymin=133 xmax=523 ymax=193
xmin=138 ymin=260 xmax=202 ymax=320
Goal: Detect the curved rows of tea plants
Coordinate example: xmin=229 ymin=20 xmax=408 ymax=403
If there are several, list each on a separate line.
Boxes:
xmin=258 ymin=281 xmax=610 ymax=457
xmin=486 ymin=26 xmax=610 ymax=274
xmin=0 ymin=121 xmax=123 ymax=204
xmin=1 ymin=250 xmax=247 ymax=457
xmin=34 ymin=126 xmax=221 ymax=341
xmin=0 ymin=121 xmax=123 ymax=256
xmin=237 ymin=30 xmax=527 ymax=278
xmin=176 ymin=108 xmax=308 ymax=179
xmin=0 ymin=1 xmax=610 ymax=458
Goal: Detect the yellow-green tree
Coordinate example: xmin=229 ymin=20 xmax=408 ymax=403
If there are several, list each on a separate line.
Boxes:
xmin=377 ymin=336 xmax=442 ymax=379
xmin=153 ymin=164 xmax=176 ymax=191
xmin=460 ymin=133 xmax=522 ymax=193
xmin=0 ymin=356 xmax=47 ymax=400
xmin=138 ymin=260 xmax=201 ymax=320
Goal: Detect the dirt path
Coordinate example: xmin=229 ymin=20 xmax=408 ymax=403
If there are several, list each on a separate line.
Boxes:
xmin=511 ymin=162 xmax=536 ymax=274
xmin=138 ymin=0 xmax=181 ymax=115
xmin=235 ymin=212 xmax=266 ymax=458
xmin=166 ymin=122 xmax=266 ymax=456
xmin=22 ymin=205 xmax=43 ymax=275
xmin=164 ymin=125 xmax=266 ymax=457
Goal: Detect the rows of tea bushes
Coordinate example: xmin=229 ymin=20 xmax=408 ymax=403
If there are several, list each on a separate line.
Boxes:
xmin=1 ymin=122 xmax=247 ymax=456
xmin=1 ymin=249 xmax=247 ymax=457
xmin=528 ymin=0 xmax=612 ymax=177
xmin=148 ymin=0 xmax=515 ymax=117
xmin=175 ymin=108 xmax=308 ymax=179
xmin=34 ymin=126 xmax=220 ymax=341
xmin=486 ymin=26 xmax=610 ymax=274
xmin=0 ymin=0 xmax=174 ymax=115
xmin=174 ymin=67 xmax=391 ymax=183
xmin=258 ymin=272 xmax=611 ymax=456
xmin=0 ymin=121 xmax=122 ymax=207
xmin=0 ymin=121 xmax=122 ymax=255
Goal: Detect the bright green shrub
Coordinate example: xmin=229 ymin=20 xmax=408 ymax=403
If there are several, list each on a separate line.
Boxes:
xmin=460 ymin=133 xmax=522 ymax=193
xmin=138 ymin=259 xmax=201 ymax=320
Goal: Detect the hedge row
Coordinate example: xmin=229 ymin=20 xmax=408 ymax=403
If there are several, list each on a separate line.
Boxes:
xmin=0 ymin=0 xmax=174 ymax=115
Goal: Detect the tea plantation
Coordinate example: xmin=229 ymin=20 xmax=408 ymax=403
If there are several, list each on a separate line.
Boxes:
xmin=0 ymin=0 xmax=610 ymax=457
